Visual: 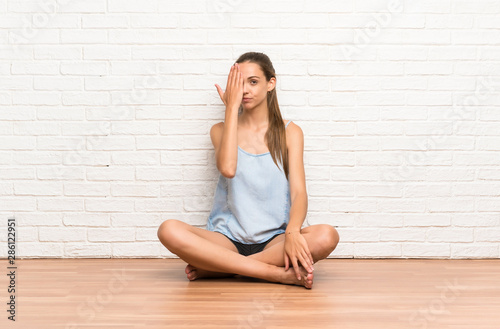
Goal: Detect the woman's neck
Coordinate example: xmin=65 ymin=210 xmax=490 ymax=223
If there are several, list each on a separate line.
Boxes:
xmin=239 ymin=104 xmax=269 ymax=130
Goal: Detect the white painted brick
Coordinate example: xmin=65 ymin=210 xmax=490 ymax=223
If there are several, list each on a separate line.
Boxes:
xmin=111 ymin=183 xmax=160 ymax=197
xmin=57 ymin=0 xmax=106 ymax=13
xmin=135 ymin=198 xmax=183 ymax=212
xmin=61 ymin=30 xmax=107 ymax=44
xmin=60 ymin=61 xmax=107 ymax=75
xmin=136 ymin=136 xmax=182 ymax=150
xmin=329 ymin=198 xmax=377 ymax=212
xmin=62 ymin=92 xmax=109 ymax=106
xmin=0 ymin=167 xmax=34 ymax=179
xmin=477 ymin=198 xmax=500 ymax=212
xmin=0 ymin=136 xmax=35 ymax=150
xmin=83 ymin=45 xmax=131 ymax=60
xmin=452 ymin=1 xmax=500 ymax=14
xmin=113 ymin=242 xmax=160 ymax=257
xmin=301 ymin=122 xmax=354 ymax=136
xmin=0 ymin=198 xmax=36 ymax=211
xmin=63 ymin=213 xmax=110 ymax=227
xmin=61 ymin=122 xmax=110 ymax=136
xmin=380 ymin=75 xmax=428 ymax=90
xmin=357 ymin=122 xmax=404 ymax=135
xmin=355 ymin=243 xmax=401 ymax=257
xmin=306 ymin=152 xmax=354 ymax=166
xmin=308 ymin=183 xmax=354 ymax=197
xmin=426 ymin=14 xmax=474 ymax=28
xmin=113 ymin=213 xmax=162 ymax=227
xmin=477 ymin=169 xmax=500 ymax=181
xmin=0 ymin=106 xmax=36 ymax=121
xmin=426 ymin=168 xmax=475 ymax=182
xmin=0 ymin=76 xmax=32 ymax=90
xmin=39 ymin=227 xmax=86 ymax=242
xmin=159 ymin=121 xmax=208 ymax=135
xmin=136 ymin=227 xmax=158 ymax=241
xmin=37 ymin=167 xmax=85 ymax=180
xmin=65 ymin=243 xmax=112 ymax=257
xmin=111 ymin=152 xmax=159 ymax=165
xmin=86 ymin=107 xmax=134 ymax=121
xmin=404 ymin=214 xmax=450 ymax=227
xmin=14 ymin=121 xmax=61 ymax=135
xmin=403 ymin=244 xmax=450 ymax=258
xmin=18 ymin=242 xmax=63 ymax=258
xmin=14 ymin=182 xmax=62 ymax=196
xmin=381 ymin=107 xmax=427 ymax=120
xmin=356 ymin=214 xmax=404 ymax=227
xmin=0 ymin=182 xmax=13 ymax=195
xmin=380 ymin=228 xmax=426 ymax=241
xmin=404 ymin=183 xmax=451 ymax=198
xmin=456 ymin=122 xmax=500 ymax=137
xmin=82 ymin=15 xmax=129 ymax=28
xmin=17 ymin=212 xmax=62 ymax=226
xmin=304 ymin=0 xmax=353 ymax=12
xmin=85 ymin=199 xmax=134 ymax=212
xmin=427 ymin=198 xmax=475 ymax=212
xmin=355 ymin=152 xmax=402 ymax=165
xmin=33 ymin=77 xmax=83 ymax=90
xmin=86 ymin=167 xmax=135 ymax=181
xmin=84 ymin=76 xmax=134 ymax=91
xmin=452 ymin=214 xmax=499 ymax=227
xmin=428 ymin=46 xmax=476 ymax=60
xmin=135 ymin=167 xmax=183 ymax=181
xmin=454 ymin=183 xmax=500 ymax=197
xmin=336 ymin=228 xmax=379 ymax=243
xmin=356 ymin=184 xmax=403 ymax=197
xmin=64 ymin=182 xmax=110 ymax=197
xmin=475 ymin=228 xmax=500 ymax=242
xmin=87 ymin=136 xmax=135 ymax=151
xmin=161 ymin=151 xmax=207 ymax=165
xmin=427 ymin=228 xmax=474 ymax=242
xmin=378 ymin=199 xmax=426 ymax=212
xmin=88 ymin=228 xmax=135 ymax=242
xmin=13 ymin=92 xmax=60 ymax=105
xmin=109 ymin=0 xmax=157 ymax=13
xmin=451 ymin=244 xmax=499 ymax=258
xmin=38 ymin=198 xmax=84 ymax=211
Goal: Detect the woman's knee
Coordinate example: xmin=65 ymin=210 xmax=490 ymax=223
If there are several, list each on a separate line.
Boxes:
xmin=311 ymin=224 xmax=340 ymax=260
xmin=157 ymin=219 xmax=186 ymax=250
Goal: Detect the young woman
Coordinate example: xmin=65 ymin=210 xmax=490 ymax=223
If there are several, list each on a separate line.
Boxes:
xmin=157 ymin=52 xmax=339 ymax=289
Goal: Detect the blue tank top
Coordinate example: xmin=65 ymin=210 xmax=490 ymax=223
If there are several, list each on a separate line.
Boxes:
xmin=206 ymin=120 xmax=293 ymax=244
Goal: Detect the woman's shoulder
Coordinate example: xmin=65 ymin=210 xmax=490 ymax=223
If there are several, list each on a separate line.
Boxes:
xmin=284 ymin=119 xmax=302 ymax=134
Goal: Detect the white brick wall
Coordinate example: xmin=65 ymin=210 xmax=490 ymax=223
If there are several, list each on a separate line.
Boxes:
xmin=1 ymin=0 xmax=499 ymax=259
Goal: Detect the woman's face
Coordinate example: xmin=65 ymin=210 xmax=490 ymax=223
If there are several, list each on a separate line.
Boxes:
xmin=237 ymin=61 xmax=275 ymax=109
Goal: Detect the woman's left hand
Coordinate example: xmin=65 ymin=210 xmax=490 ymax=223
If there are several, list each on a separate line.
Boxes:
xmin=284 ymin=231 xmax=314 ymax=280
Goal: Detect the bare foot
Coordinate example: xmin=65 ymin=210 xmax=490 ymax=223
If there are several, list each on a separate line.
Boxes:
xmin=279 ymin=266 xmax=314 ymax=289
xmin=185 ymin=264 xmax=237 ymax=281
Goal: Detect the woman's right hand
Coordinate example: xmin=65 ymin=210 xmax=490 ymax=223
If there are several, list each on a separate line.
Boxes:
xmin=215 ymin=63 xmax=243 ymax=110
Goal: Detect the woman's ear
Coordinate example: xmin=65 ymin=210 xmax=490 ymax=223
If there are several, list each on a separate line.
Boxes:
xmin=268 ymin=77 xmax=276 ymax=92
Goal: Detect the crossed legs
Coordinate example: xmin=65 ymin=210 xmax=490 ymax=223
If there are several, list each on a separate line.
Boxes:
xmin=157 ymin=219 xmax=340 ymax=289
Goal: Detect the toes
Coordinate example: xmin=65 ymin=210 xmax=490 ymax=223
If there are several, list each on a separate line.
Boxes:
xmin=187 ymin=271 xmax=197 ymax=281
xmin=185 ymin=264 xmax=195 ymax=274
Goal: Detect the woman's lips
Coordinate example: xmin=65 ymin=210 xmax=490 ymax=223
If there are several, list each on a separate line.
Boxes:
xmin=243 ymin=98 xmax=252 ymax=102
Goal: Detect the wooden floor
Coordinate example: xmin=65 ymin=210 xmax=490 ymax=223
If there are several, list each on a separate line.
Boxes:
xmin=1 ymin=258 xmax=499 ymax=329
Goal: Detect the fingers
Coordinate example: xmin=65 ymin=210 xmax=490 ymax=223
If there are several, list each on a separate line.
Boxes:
xmin=284 ymin=254 xmax=289 ymax=271
xmin=299 ymin=250 xmax=314 ymax=273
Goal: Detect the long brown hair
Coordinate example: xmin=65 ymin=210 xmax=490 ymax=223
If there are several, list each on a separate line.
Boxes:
xmin=235 ymin=52 xmax=289 ymax=180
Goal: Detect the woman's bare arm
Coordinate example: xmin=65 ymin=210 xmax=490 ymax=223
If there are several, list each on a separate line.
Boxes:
xmin=210 ymin=107 xmax=239 ymax=178
xmin=212 ymin=63 xmax=244 ymax=178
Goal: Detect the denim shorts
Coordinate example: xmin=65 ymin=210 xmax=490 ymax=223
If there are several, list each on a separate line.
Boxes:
xmin=220 ymin=232 xmax=283 ymax=256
